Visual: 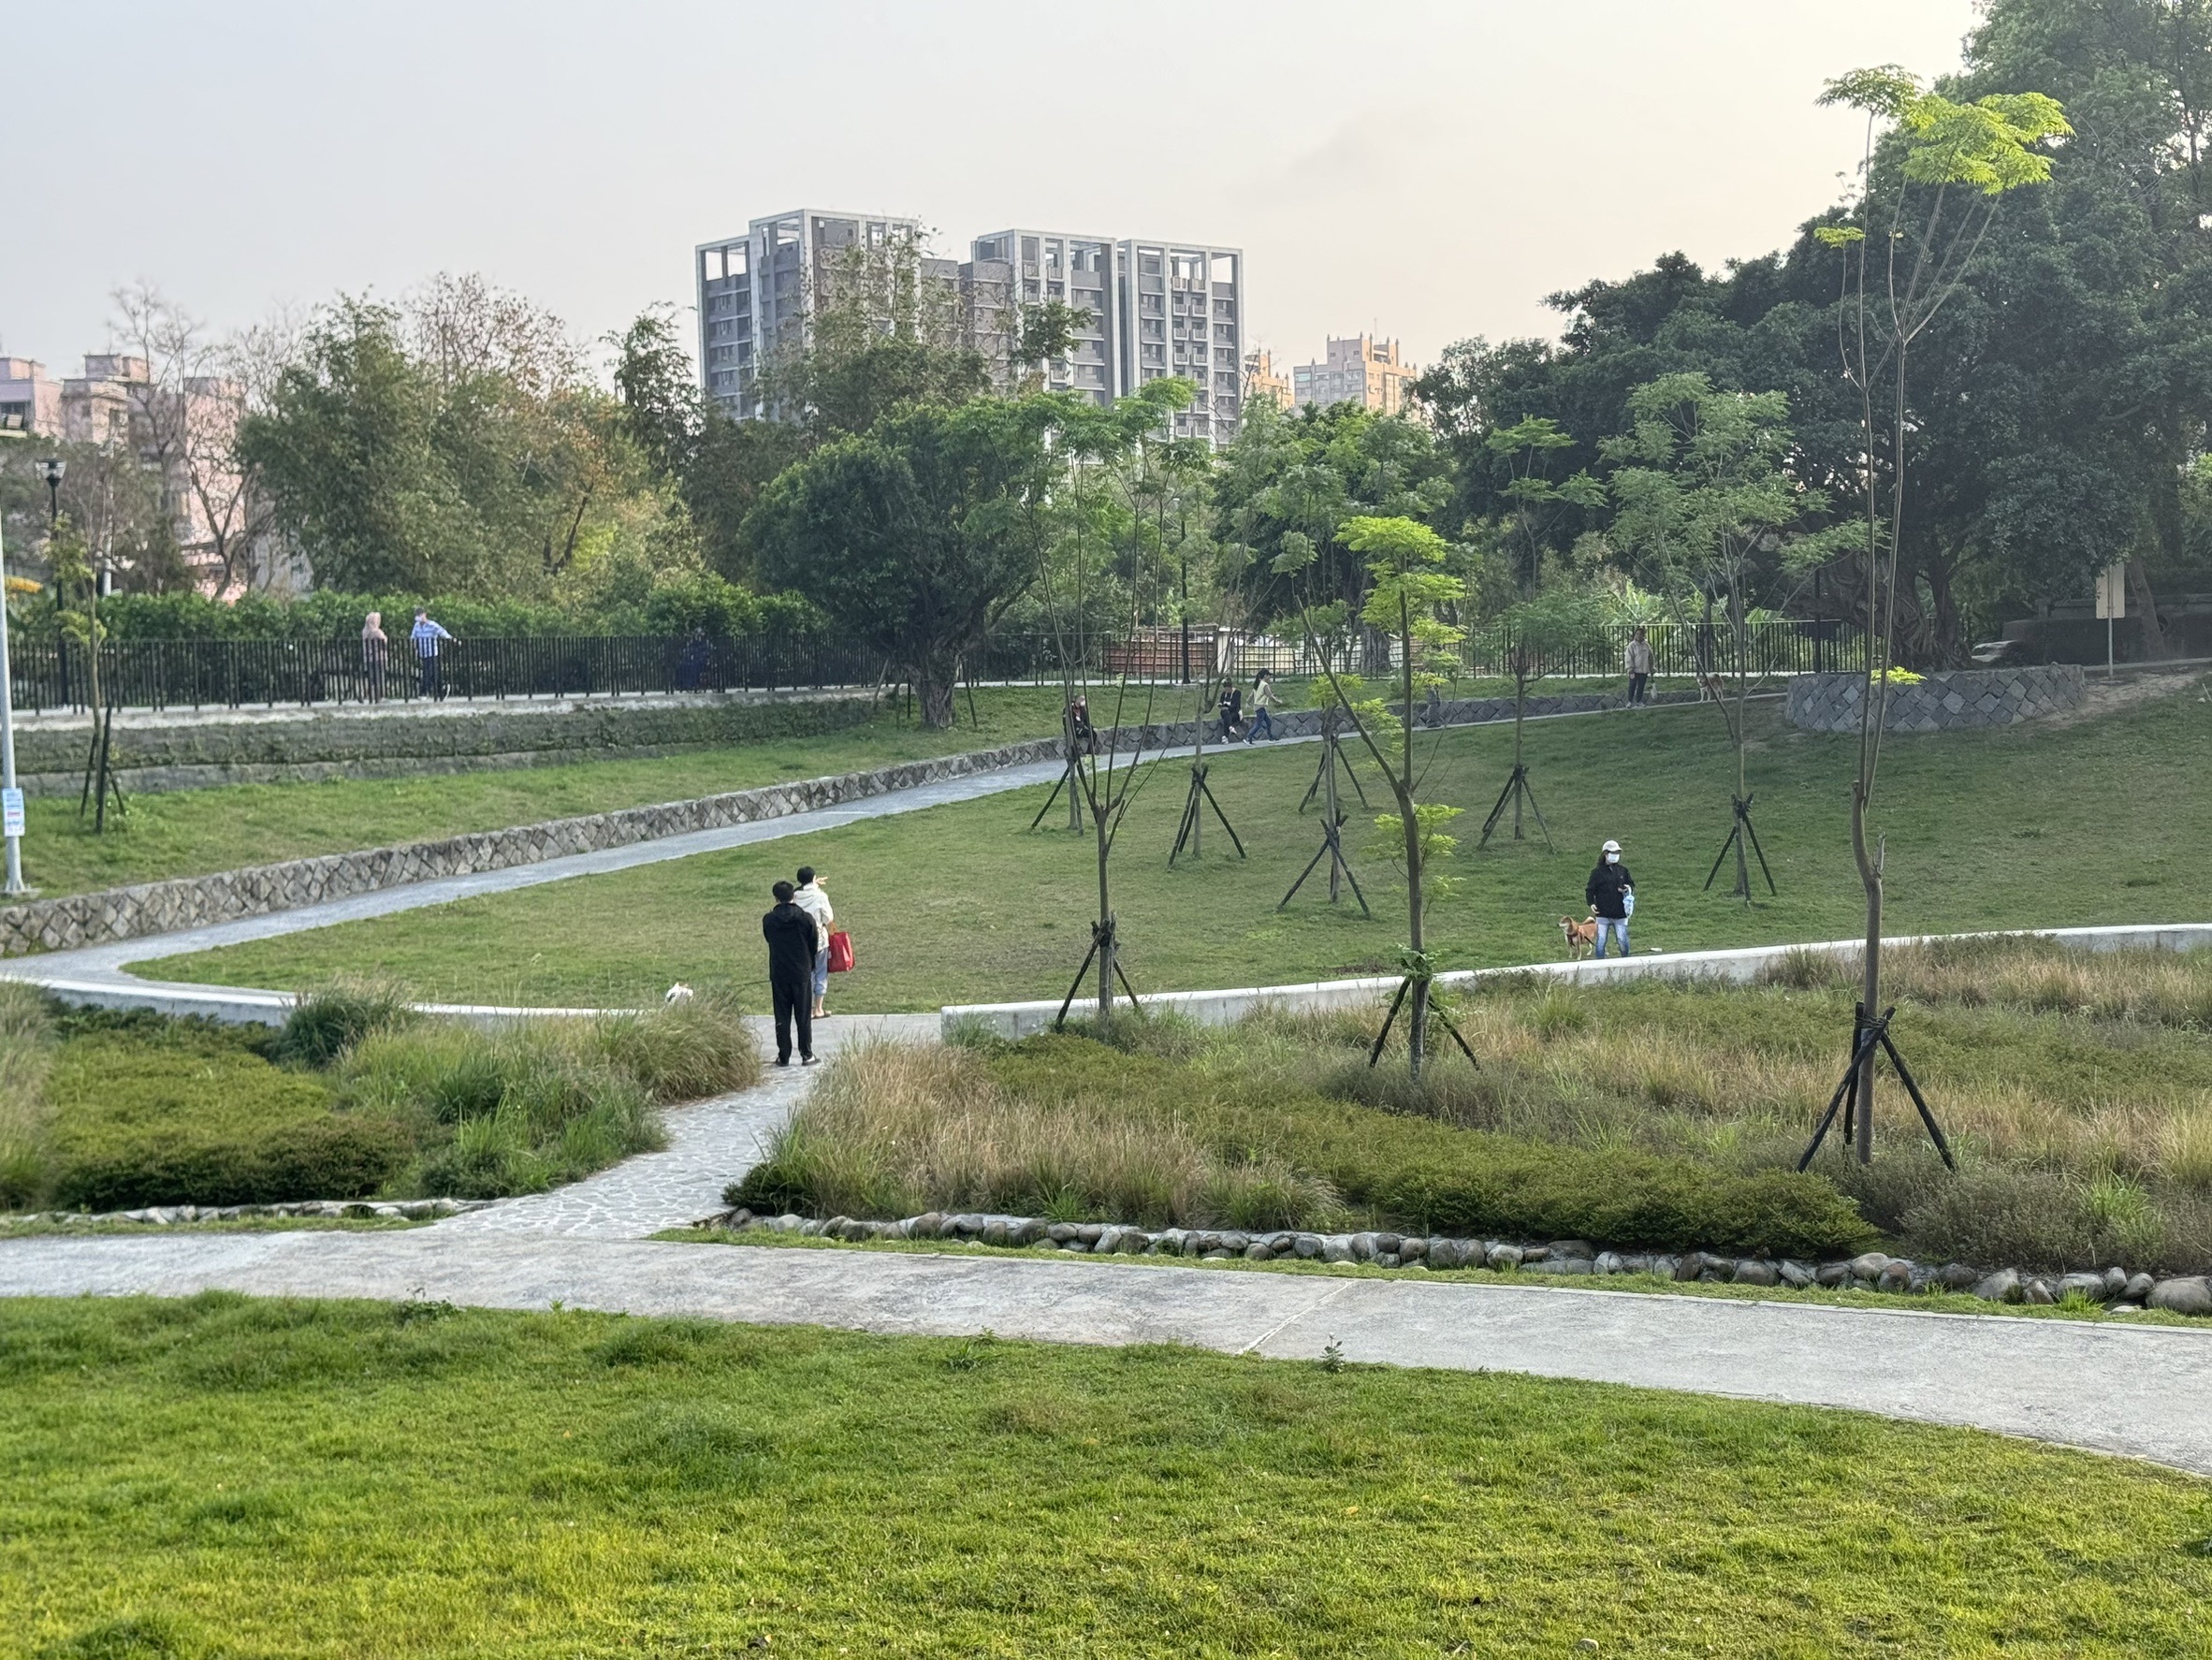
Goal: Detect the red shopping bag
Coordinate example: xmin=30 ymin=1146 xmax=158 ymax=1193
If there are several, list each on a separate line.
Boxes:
xmin=827 ymin=930 xmax=854 ymax=973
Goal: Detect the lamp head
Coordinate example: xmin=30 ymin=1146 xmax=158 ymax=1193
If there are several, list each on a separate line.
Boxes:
xmin=38 ymin=458 xmax=64 ymax=488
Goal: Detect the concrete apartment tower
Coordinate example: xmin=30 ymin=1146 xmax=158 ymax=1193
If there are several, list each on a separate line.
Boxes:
xmin=695 ymin=209 xmax=928 ymax=417
xmin=0 ymin=358 xmax=63 ymax=435
xmin=1293 ymin=335 xmax=1417 ymax=415
xmin=1117 ymin=239 xmax=1244 ymax=444
xmin=1243 ymin=347 xmax=1292 ymax=413
xmin=966 ymin=229 xmax=1120 ymax=404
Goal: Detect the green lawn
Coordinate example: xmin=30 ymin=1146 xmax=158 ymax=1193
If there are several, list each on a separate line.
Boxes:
xmin=4 ymin=1295 xmax=2207 ymax=1657
xmin=16 ymin=686 xmax=1074 ymax=899
xmin=155 ymin=674 xmax=2212 ymax=1010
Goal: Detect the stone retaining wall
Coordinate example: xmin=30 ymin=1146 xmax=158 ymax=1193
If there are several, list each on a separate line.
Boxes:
xmin=1786 ymin=664 xmax=2085 ymax=733
xmin=12 ymin=692 xmax=883 ymax=795
xmin=0 ymin=735 xmax=1068 ymax=957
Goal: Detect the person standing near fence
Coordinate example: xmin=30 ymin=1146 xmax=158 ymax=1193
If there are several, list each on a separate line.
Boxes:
xmin=411 ymin=609 xmax=456 ymax=699
xmin=1585 ymin=837 xmax=1635 ymax=958
xmin=1624 ymin=625 xmax=1653 ymax=706
xmin=1216 ymin=677 xmax=1243 ymax=742
xmin=793 ymin=866 xmax=835 ymax=1020
xmin=1244 ymin=669 xmax=1275 ymax=742
xmin=762 ymin=880 xmax=818 ymax=1066
xmin=360 ymin=611 xmax=388 ymax=703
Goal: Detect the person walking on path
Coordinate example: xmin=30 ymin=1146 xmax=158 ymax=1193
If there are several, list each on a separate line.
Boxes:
xmin=1624 ymin=626 xmax=1654 ymax=706
xmin=793 ymin=866 xmax=836 ymax=1020
xmin=762 ymin=880 xmax=819 ymax=1066
xmin=1585 ymin=837 xmax=1635 ymax=959
xmin=360 ymin=611 xmax=388 ymax=703
xmin=411 ymin=609 xmax=457 ymax=700
xmin=1216 ymin=677 xmax=1243 ymax=743
xmin=1244 ymin=669 xmax=1276 ymax=742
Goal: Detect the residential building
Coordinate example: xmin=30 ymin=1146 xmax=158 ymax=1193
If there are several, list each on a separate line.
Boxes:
xmin=1118 ymin=238 xmax=1244 ymax=444
xmin=695 ymin=209 xmax=925 ymax=417
xmin=695 ymin=211 xmax=1249 ymax=444
xmin=63 ymin=353 xmax=151 ymax=445
xmin=1292 ymin=334 xmax=1416 ymax=415
xmin=968 ymin=229 xmax=1119 ymax=403
xmin=1243 ymin=347 xmax=1292 ymax=413
xmin=0 ymin=357 xmax=62 ymax=436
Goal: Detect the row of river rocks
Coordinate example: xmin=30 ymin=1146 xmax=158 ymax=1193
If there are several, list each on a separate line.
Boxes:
xmin=4 ymin=1198 xmax=496 ymax=1226
xmin=705 ymin=1209 xmax=2212 ymax=1318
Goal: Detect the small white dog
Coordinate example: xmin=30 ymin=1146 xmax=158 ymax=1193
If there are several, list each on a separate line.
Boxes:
xmin=663 ymin=983 xmax=695 ymax=1006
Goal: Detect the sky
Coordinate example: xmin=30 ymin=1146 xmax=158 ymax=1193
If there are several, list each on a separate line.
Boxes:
xmin=9 ymin=1 xmax=1983 ymax=380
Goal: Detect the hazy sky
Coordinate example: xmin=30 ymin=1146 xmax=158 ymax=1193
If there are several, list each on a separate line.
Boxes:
xmin=11 ymin=1 xmax=1982 ymax=379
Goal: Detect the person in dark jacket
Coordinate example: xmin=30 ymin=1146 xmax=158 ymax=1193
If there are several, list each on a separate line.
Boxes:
xmin=1584 ymin=837 xmax=1635 ymax=959
xmin=1216 ymin=678 xmax=1243 ymax=742
xmin=762 ymin=880 xmax=819 ymax=1066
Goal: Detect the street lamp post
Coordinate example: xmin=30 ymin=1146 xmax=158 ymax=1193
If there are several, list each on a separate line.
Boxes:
xmin=39 ymin=459 xmax=65 ymax=709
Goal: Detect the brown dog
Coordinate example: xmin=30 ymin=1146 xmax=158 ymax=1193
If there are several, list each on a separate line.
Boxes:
xmin=1559 ymin=912 xmax=1598 ymax=960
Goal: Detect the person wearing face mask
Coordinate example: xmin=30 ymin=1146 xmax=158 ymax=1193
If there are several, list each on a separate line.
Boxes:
xmin=1585 ymin=838 xmax=1635 ymax=958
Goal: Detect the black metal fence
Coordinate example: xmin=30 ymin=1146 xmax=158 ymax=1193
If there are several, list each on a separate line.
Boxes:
xmin=2 ymin=619 xmax=1873 ymax=715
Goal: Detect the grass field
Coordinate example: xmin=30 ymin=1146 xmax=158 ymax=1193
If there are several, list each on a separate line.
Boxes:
xmin=4 ymin=1294 xmax=2208 ymax=1657
xmin=153 ymin=673 xmax=2212 ymax=1011
xmin=16 ymin=685 xmax=1076 ymax=899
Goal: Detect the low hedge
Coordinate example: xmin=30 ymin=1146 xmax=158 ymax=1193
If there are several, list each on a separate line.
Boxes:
xmin=45 ymin=1027 xmax=410 ymax=1212
xmin=983 ymin=1035 xmax=1877 ymax=1260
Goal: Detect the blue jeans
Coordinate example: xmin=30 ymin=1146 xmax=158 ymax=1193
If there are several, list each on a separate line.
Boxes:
xmin=812 ymin=950 xmax=830 ymax=1002
xmin=1594 ymin=917 xmax=1630 ymax=959
xmin=1244 ymin=707 xmax=1274 ymax=741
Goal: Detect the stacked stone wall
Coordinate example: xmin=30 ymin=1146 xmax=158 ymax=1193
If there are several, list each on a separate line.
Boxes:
xmin=1785 ymin=665 xmax=2084 ymax=733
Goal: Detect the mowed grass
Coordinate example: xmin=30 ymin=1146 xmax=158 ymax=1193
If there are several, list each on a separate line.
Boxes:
xmin=6 ymin=1296 xmax=2211 ymax=1657
xmin=15 ymin=685 xmax=1074 ymax=898
xmin=153 ymin=675 xmax=2212 ymax=1011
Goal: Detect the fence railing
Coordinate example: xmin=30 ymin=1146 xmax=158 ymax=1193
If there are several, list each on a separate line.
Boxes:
xmin=2 ymin=619 xmax=1873 ymax=715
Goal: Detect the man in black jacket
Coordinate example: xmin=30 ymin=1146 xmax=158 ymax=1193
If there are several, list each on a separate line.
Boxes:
xmin=1584 ymin=838 xmax=1634 ymax=959
xmin=762 ymin=880 xmax=819 ymax=1066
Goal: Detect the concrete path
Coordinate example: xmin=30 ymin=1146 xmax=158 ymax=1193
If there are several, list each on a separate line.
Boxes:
xmin=435 ymin=1012 xmax=935 ymax=1240
xmin=6 ymin=1225 xmax=2207 ymax=1472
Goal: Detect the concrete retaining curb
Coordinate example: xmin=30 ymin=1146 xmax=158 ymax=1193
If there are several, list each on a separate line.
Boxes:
xmin=1786 ymin=665 xmax=2085 ymax=732
xmin=940 ymin=923 xmax=2212 ymax=1039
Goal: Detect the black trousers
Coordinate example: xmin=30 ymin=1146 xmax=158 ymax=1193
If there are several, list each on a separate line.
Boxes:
xmin=771 ymin=972 xmax=813 ymax=1062
xmin=1628 ymin=673 xmax=1649 ymax=706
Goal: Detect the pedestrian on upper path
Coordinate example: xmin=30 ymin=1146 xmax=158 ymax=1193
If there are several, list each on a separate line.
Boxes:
xmin=361 ymin=611 xmax=388 ymax=703
xmin=793 ymin=865 xmax=836 ymax=1020
xmin=1244 ymin=669 xmax=1276 ymax=742
xmin=762 ymin=880 xmax=818 ymax=1067
xmin=412 ymin=609 xmax=457 ymax=700
xmin=1625 ymin=626 xmax=1654 ymax=706
xmin=1586 ymin=837 xmax=1635 ymax=959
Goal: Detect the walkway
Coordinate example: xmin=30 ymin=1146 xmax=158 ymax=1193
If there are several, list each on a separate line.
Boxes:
xmin=6 ymin=1217 xmax=2207 ymax=1474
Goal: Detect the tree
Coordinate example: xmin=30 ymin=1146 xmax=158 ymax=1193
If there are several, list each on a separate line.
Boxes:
xmin=1486 ymin=416 xmax=1607 ymax=587
xmin=1279 ymin=515 xmax=1467 ymax=1080
xmin=1604 ymin=372 xmax=1826 ymax=896
xmin=745 ymin=396 xmax=1058 ymax=726
xmin=1815 ymin=66 xmax=2069 ymax=1164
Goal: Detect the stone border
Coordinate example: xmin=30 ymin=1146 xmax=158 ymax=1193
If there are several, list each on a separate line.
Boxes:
xmin=941 ymin=924 xmax=2212 ymax=1040
xmin=6 ymin=1197 xmax=498 ymax=1226
xmin=1786 ymin=664 xmax=2085 ymax=732
xmin=697 ymin=1208 xmax=2212 ymax=1318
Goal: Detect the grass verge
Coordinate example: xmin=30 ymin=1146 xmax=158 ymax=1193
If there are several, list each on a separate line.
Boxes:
xmin=2 ymin=1293 xmax=2207 ymax=1656
xmin=149 ymin=673 xmax=2212 ymax=1010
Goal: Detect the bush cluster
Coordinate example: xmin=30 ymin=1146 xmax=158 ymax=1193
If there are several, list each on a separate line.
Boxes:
xmin=2 ymin=986 xmax=759 ymax=1213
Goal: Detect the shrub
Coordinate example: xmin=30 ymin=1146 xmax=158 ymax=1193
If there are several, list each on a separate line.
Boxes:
xmin=274 ymin=981 xmax=416 ymax=1070
xmin=46 ymin=1031 xmax=409 ymax=1211
xmin=596 ymin=988 xmax=759 ymax=1101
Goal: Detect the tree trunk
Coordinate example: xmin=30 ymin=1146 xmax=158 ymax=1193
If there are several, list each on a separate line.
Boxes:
xmin=1851 ymin=785 xmax=1880 ymax=1164
xmin=914 ymin=655 xmax=959 ymax=729
xmin=2126 ymin=560 xmax=2170 ymax=659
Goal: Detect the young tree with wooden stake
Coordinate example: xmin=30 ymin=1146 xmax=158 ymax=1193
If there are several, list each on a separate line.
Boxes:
xmin=1807 ymin=67 xmax=2069 ymax=1167
xmin=1277 ymin=515 xmax=1467 ymax=1080
xmin=1605 ymin=372 xmax=1826 ymax=899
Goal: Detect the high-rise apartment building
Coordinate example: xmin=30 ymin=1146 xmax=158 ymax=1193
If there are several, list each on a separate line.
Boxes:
xmin=1117 ymin=238 xmax=1244 ymax=444
xmin=1292 ymin=335 xmax=1416 ymax=415
xmin=695 ymin=209 xmax=927 ymax=416
xmin=696 ymin=211 xmax=1247 ymax=444
xmin=967 ymin=229 xmax=1119 ymax=404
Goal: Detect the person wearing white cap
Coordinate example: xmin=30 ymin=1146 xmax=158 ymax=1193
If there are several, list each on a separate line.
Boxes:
xmin=1585 ymin=838 xmax=1635 ymax=958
